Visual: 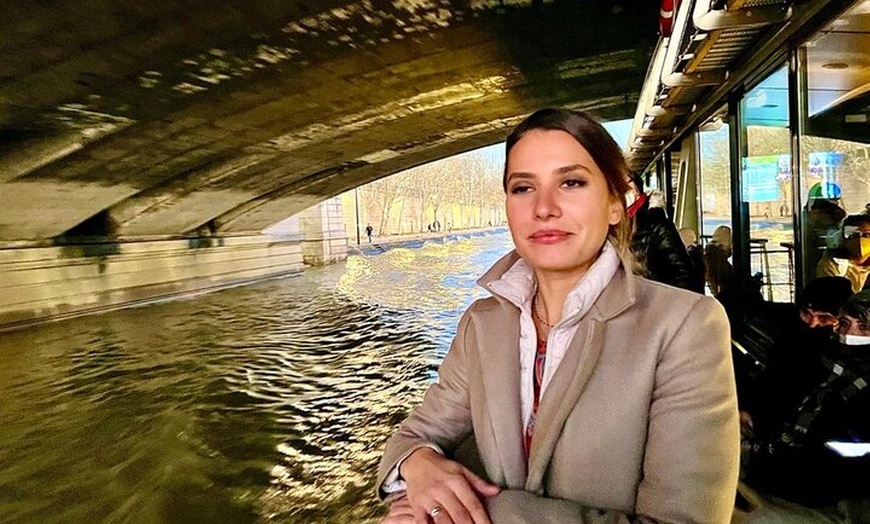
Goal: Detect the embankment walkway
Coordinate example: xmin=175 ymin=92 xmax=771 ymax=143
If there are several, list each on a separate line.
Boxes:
xmin=347 ymin=226 xmax=508 ymax=256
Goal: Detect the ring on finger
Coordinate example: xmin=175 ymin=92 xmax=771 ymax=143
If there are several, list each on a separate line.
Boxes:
xmin=428 ymin=506 xmax=442 ymax=518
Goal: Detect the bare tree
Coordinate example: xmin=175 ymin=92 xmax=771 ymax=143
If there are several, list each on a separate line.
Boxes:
xmin=364 ymin=175 xmax=403 ymax=235
xmin=353 ymin=144 xmax=505 ymax=236
xmin=404 ymin=162 xmax=451 ymax=230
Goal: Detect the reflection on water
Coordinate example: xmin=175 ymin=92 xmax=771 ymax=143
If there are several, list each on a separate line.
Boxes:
xmin=0 ymin=232 xmax=515 ymax=524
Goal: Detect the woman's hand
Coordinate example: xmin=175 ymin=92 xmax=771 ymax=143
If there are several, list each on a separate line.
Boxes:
xmin=400 ymin=447 xmax=500 ymax=524
xmin=739 ymin=410 xmax=754 ymax=435
xmin=381 ymin=495 xmax=415 ymax=523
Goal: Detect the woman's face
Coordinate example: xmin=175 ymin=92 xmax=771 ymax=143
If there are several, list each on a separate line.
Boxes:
xmin=505 ymin=129 xmax=622 ymax=280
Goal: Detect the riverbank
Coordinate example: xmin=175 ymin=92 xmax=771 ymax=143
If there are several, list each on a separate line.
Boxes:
xmin=347 ymin=226 xmax=508 ymax=256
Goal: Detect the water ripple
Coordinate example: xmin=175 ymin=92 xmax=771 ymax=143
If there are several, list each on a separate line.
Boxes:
xmin=0 ymin=231 xmax=514 ymax=523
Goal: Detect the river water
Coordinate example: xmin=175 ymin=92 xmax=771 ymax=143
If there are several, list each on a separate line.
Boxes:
xmin=0 ymin=231 xmax=515 ymax=524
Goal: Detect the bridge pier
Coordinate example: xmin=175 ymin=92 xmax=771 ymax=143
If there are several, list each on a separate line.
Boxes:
xmin=297 ymin=196 xmax=349 ymax=267
xmin=0 ymin=196 xmax=355 ymax=330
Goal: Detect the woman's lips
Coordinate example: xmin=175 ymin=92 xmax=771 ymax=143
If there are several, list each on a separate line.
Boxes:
xmin=530 ymin=230 xmax=570 ymax=244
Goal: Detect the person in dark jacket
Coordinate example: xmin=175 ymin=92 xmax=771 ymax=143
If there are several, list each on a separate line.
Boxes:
xmin=740 ymin=276 xmax=854 ymax=439
xmin=626 ymin=173 xmax=696 ymax=291
xmin=735 ymin=290 xmax=870 ymax=522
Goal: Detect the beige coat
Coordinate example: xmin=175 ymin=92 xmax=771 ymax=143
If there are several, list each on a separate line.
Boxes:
xmin=377 ymin=252 xmax=740 ymax=523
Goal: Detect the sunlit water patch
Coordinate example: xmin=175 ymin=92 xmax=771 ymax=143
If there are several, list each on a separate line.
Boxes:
xmin=0 ymin=232 xmax=515 ymax=523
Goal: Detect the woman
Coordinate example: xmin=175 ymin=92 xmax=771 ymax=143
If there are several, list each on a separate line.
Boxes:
xmin=377 ymin=109 xmax=739 ymax=523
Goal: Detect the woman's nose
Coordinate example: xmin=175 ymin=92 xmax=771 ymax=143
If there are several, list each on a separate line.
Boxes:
xmin=534 ymin=188 xmax=560 ymax=219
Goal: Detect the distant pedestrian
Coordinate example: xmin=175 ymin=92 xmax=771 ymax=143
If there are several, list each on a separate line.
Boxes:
xmin=365 ymin=223 xmax=374 ymax=242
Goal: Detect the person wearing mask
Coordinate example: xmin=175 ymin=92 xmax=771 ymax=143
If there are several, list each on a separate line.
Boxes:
xmin=817 ymin=214 xmax=870 ymax=293
xmin=626 ymin=175 xmax=696 ymax=291
xmin=376 ymin=108 xmax=739 ymax=524
xmin=803 ymin=183 xmax=846 ymax=278
xmin=736 ymin=290 xmax=870 ymax=522
xmin=798 ymin=276 xmax=855 ymax=330
xmin=740 ymin=276 xmax=854 ymax=439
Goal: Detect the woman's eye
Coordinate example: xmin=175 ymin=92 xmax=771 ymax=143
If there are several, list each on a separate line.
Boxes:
xmin=510 ymin=185 xmax=532 ymax=195
xmin=563 ymin=178 xmax=586 ymax=188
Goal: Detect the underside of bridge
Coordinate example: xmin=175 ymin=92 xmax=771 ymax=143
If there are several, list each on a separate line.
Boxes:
xmin=1 ymin=0 xmax=660 ymax=246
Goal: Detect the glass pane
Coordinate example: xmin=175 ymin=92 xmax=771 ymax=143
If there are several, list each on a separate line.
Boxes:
xmin=699 ymin=115 xmax=732 ymax=242
xmin=699 ymin=113 xmax=732 ymax=298
xmin=800 ymin=1 xmax=870 ymax=293
xmin=742 ymin=65 xmax=795 ymax=303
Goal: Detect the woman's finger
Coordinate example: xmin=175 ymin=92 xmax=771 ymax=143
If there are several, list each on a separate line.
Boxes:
xmin=435 ymin=496 xmax=467 ymax=524
xmin=412 ymin=503 xmax=430 ymax=524
xmin=462 ymin=468 xmax=501 ymax=498
xmin=381 ymin=513 xmax=415 ymax=524
xmin=382 ymin=500 xmax=416 ymax=524
xmin=386 ymin=496 xmax=414 ymax=518
xmin=435 ymin=476 xmax=493 ymax=524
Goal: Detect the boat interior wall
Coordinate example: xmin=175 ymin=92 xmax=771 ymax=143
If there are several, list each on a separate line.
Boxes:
xmin=804 ymin=2 xmax=870 ymax=143
xmin=627 ymin=0 xmax=824 ymax=173
xmin=675 ymin=133 xmax=701 ymax=231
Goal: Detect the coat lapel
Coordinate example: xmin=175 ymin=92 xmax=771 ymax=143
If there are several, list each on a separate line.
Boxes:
xmin=525 ymin=317 xmax=607 ymax=493
xmin=472 ymin=252 xmax=635 ymax=492
xmin=522 ymin=267 xmax=633 ymax=492
xmin=473 ymin=305 xmax=527 ymax=488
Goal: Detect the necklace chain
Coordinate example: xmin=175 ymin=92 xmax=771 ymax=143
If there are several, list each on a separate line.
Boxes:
xmin=532 ymin=294 xmax=554 ymax=329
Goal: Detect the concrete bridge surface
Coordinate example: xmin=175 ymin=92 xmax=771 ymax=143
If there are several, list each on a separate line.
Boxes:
xmin=0 ymin=0 xmax=659 ymax=329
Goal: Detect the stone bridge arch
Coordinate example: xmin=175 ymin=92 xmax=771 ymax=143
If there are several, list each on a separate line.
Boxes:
xmin=0 ymin=0 xmax=659 ymax=328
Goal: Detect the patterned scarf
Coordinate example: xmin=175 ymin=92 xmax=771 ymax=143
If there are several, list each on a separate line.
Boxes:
xmin=767 ymin=349 xmax=870 ymax=452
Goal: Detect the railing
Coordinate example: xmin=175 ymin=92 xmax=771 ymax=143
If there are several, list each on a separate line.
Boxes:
xmin=749 ymin=238 xmax=795 ymax=303
xmin=698 ymin=234 xmax=796 ymax=303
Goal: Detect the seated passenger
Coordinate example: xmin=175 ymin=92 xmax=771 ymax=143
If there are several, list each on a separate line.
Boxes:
xmin=705 ymin=225 xmax=735 ymax=297
xmin=735 ymin=290 xmax=870 ymax=522
xmin=705 ymin=226 xmax=763 ymax=323
xmin=798 ymin=276 xmax=854 ymax=330
xmin=627 ymin=176 xmax=696 ymax=291
xmin=679 ymin=227 xmax=707 ymax=294
xmin=740 ymin=276 xmax=853 ymax=438
xmin=817 ymin=213 xmax=870 ymax=293
xmin=377 ymin=109 xmax=739 ymax=524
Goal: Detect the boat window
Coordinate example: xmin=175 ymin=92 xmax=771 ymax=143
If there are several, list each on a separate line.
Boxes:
xmin=699 ymin=109 xmax=732 ymax=246
xmin=799 ymin=1 xmax=870 ymax=292
xmin=741 ymin=65 xmax=796 ymax=302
